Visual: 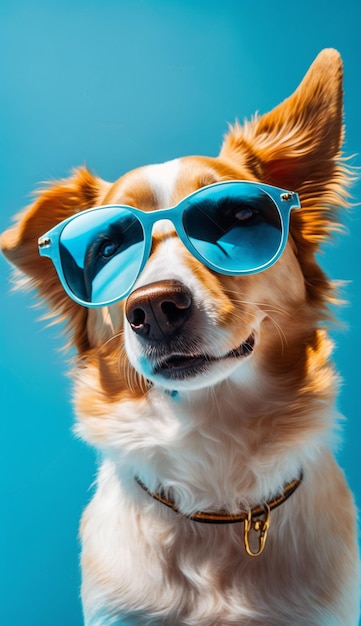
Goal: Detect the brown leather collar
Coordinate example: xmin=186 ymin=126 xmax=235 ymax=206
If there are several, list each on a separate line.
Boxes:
xmin=135 ymin=471 xmax=303 ymax=524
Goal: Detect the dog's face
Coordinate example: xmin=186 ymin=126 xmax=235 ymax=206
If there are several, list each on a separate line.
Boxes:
xmin=0 ymin=49 xmax=348 ymax=408
xmin=92 ymin=156 xmax=305 ymax=393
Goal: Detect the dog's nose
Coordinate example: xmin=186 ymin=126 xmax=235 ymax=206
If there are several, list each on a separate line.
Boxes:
xmin=125 ymin=280 xmax=192 ymax=341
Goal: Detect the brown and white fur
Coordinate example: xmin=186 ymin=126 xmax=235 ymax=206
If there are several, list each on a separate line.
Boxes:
xmin=1 ymin=49 xmax=360 ymax=625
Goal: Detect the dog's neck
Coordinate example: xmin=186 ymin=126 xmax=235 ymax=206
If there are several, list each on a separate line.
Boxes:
xmin=135 ymin=471 xmax=303 ymax=523
xmin=135 ymin=471 xmax=303 ymax=556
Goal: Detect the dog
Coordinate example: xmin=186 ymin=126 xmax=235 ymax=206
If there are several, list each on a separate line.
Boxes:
xmin=1 ymin=48 xmax=360 ymax=625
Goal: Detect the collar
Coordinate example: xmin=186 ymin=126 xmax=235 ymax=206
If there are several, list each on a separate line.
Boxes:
xmin=135 ymin=471 xmax=303 ymax=556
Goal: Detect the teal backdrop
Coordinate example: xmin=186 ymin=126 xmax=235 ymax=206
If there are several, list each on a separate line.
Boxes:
xmin=1 ymin=1 xmax=360 ymax=624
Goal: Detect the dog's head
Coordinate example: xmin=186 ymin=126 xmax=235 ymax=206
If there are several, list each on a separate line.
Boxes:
xmin=1 ymin=50 xmax=350 ymax=403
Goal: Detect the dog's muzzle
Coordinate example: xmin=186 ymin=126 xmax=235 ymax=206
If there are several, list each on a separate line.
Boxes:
xmin=125 ymin=279 xmax=255 ymax=382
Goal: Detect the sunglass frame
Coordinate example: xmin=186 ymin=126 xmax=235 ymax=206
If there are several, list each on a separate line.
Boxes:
xmin=38 ymin=180 xmax=300 ymax=308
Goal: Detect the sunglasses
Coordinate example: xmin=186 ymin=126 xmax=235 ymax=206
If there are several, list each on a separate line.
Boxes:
xmin=38 ymin=180 xmax=300 ymax=308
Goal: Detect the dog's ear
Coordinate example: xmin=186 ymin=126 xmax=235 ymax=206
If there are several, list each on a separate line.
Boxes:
xmin=0 ymin=167 xmax=104 ymax=350
xmin=220 ymin=48 xmax=351 ymax=248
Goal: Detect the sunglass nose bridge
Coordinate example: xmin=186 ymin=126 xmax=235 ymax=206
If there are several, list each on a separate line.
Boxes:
xmin=150 ymin=217 xmax=177 ymax=239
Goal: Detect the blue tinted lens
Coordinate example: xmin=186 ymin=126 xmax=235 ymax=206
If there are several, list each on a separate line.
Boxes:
xmin=59 ymin=207 xmax=145 ymax=304
xmin=182 ymin=184 xmax=282 ymax=273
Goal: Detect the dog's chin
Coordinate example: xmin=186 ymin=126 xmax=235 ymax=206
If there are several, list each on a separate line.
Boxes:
xmin=133 ymin=334 xmax=255 ymax=392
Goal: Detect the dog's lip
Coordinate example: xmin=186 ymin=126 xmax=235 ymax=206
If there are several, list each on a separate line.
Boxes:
xmin=153 ymin=333 xmax=255 ymax=378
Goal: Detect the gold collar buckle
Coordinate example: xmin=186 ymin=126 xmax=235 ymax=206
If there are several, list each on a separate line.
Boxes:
xmin=243 ymin=504 xmax=271 ymax=557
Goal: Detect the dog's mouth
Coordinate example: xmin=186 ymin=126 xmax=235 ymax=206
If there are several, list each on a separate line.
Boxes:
xmin=153 ymin=333 xmax=255 ymax=380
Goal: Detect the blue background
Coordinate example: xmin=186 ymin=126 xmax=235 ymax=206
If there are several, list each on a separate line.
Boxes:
xmin=1 ymin=1 xmax=360 ymax=624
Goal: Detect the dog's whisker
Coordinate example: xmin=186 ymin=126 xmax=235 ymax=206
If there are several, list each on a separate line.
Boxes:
xmin=101 ymin=330 xmax=124 ymax=349
xmin=117 ymin=344 xmax=149 ymax=395
xmin=264 ymin=315 xmax=288 ymax=353
xmin=225 ymin=293 xmax=291 ymax=317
